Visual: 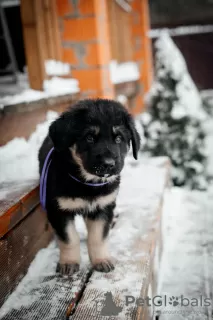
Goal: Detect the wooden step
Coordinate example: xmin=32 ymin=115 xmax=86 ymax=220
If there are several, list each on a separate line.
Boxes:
xmin=0 ymin=180 xmax=53 ymax=308
xmin=0 ymin=93 xmax=79 ymax=146
xmin=0 ymin=158 xmax=170 ymax=320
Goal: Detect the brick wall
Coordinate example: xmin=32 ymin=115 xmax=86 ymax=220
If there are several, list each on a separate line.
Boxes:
xmin=57 ymin=0 xmax=115 ymax=99
xmin=57 ymin=0 xmax=153 ymax=113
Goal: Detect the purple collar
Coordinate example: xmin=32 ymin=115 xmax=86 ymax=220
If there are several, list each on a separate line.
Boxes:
xmin=68 ymin=173 xmax=109 ymax=187
xmin=40 ymin=148 xmax=110 ymax=210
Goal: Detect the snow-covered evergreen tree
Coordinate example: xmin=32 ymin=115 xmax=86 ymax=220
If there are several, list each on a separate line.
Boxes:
xmin=141 ymin=32 xmax=207 ymax=190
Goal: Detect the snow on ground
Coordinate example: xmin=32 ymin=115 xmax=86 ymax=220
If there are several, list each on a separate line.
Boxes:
xmin=0 ymin=96 xmax=213 ymax=318
xmin=0 ymin=77 xmax=79 ymax=109
xmin=0 ymin=111 xmax=58 ymax=183
xmin=157 ymin=188 xmax=213 ymax=320
xmin=110 ymin=60 xmax=140 ymax=84
xmin=149 ymin=25 xmax=213 ymax=39
xmin=0 ymin=153 xmax=167 ymax=318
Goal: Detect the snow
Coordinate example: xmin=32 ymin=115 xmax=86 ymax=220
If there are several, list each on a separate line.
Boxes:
xmin=116 ymin=94 xmax=128 ymax=106
xmin=0 ymin=77 xmax=79 ymax=109
xmin=204 ymin=118 xmax=213 ymax=178
xmin=156 ymin=188 xmax=213 ymax=319
xmin=153 ymin=32 xmax=206 ymax=121
xmin=110 ymin=60 xmax=140 ymax=84
xmin=43 ymin=77 xmax=79 ymax=96
xmin=0 ymin=111 xmax=58 ymax=183
xmin=0 ymin=155 xmax=168 ymax=318
xmin=149 ymin=25 xmax=213 ymax=39
xmin=45 ymin=60 xmax=70 ymax=76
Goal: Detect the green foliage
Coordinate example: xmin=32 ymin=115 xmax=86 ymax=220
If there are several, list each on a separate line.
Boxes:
xmin=141 ymin=49 xmax=207 ymax=190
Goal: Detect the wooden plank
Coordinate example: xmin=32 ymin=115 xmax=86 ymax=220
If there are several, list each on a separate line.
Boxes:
xmin=42 ymin=0 xmax=62 ymax=61
xmin=20 ymin=0 xmax=47 ymax=90
xmin=0 ymin=93 xmax=79 ymax=146
xmin=49 ymin=0 xmax=62 ymax=61
xmin=108 ymin=1 xmax=133 ymax=62
xmin=0 ymin=180 xmax=39 ymax=238
xmin=43 ymin=0 xmax=55 ymax=60
xmin=0 ymin=205 xmax=53 ymax=308
xmin=0 ymin=159 xmax=170 ymax=319
xmin=70 ymin=160 xmax=170 ymax=320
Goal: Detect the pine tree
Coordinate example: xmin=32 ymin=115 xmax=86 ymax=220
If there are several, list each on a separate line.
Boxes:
xmin=141 ymin=32 xmax=207 ymax=190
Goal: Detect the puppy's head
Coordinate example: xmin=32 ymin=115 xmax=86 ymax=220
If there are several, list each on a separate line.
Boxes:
xmin=49 ymin=99 xmax=140 ymax=181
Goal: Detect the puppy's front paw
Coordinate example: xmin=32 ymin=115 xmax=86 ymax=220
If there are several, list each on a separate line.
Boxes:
xmin=56 ymin=263 xmax=79 ymax=276
xmin=93 ymin=259 xmax=115 ymax=273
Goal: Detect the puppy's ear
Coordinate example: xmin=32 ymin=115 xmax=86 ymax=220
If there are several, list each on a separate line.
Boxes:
xmin=127 ymin=117 xmax=141 ymax=160
xmin=49 ymin=115 xmax=73 ymax=151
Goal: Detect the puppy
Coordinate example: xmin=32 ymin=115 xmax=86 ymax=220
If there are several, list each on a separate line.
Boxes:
xmin=39 ymin=99 xmax=140 ymax=275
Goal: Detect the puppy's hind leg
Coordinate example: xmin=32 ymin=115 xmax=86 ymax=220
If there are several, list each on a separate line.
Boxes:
xmin=56 ymin=219 xmax=80 ymax=276
xmin=85 ymin=209 xmax=114 ymax=273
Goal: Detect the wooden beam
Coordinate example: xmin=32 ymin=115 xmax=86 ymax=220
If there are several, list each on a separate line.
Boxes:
xmin=43 ymin=0 xmax=55 ymax=60
xmin=43 ymin=0 xmax=62 ymax=61
xmin=20 ymin=0 xmax=47 ymax=90
xmin=50 ymin=0 xmax=62 ymax=61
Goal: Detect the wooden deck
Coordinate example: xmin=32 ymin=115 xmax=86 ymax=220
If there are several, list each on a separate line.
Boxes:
xmin=0 ymin=158 xmax=170 ymax=319
xmin=0 ymin=93 xmax=79 ymax=146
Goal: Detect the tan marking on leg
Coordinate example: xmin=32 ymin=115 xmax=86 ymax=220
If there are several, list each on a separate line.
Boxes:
xmin=86 ymin=219 xmax=110 ymax=264
xmin=58 ymin=221 xmax=80 ymax=264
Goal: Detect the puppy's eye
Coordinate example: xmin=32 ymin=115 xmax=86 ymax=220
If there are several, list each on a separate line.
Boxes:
xmin=86 ymin=134 xmax=94 ymax=143
xmin=115 ymin=135 xmax=122 ymax=144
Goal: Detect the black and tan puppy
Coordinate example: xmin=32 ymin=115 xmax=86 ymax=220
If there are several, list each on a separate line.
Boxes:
xmin=39 ymin=99 xmax=140 ymax=275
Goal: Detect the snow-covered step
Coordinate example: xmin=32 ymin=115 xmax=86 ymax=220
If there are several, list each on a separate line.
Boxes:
xmin=0 ymin=180 xmax=52 ymax=309
xmin=70 ymin=159 xmax=170 ymax=320
xmin=157 ymin=188 xmax=213 ymax=320
xmin=0 ymin=158 xmax=170 ymax=320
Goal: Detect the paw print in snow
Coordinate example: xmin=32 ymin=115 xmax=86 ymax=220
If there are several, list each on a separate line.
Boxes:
xmin=169 ymin=296 xmax=179 ymax=307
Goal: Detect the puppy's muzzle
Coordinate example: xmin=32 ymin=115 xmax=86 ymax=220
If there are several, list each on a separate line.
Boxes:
xmin=96 ymin=158 xmax=116 ymax=176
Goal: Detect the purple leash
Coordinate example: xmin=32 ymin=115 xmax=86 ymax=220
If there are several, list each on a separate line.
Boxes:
xmin=40 ymin=147 xmax=54 ymax=210
xmin=40 ymin=148 xmax=109 ymax=210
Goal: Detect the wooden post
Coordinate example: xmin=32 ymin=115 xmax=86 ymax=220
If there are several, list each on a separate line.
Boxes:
xmin=43 ymin=0 xmax=62 ymax=61
xmin=141 ymin=0 xmax=153 ymax=93
xmin=21 ymin=0 xmax=47 ymax=90
xmin=50 ymin=0 xmax=62 ymax=61
xmin=131 ymin=0 xmax=153 ymax=114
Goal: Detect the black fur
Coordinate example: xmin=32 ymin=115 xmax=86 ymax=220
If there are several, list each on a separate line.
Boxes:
xmin=38 ymin=99 xmax=140 ymax=274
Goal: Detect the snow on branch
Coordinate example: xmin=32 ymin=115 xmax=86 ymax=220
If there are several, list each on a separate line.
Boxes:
xmin=149 ymin=25 xmax=213 ymax=39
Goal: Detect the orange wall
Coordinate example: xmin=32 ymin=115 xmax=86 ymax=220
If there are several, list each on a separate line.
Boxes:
xmin=57 ymin=0 xmax=114 ymax=99
xmin=57 ymin=0 xmax=153 ymax=114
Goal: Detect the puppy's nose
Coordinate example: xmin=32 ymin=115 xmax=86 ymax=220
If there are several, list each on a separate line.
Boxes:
xmin=102 ymin=158 xmax=115 ymax=170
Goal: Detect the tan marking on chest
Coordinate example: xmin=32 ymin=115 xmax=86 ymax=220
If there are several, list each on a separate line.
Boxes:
xmin=57 ymin=189 xmax=118 ymax=212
